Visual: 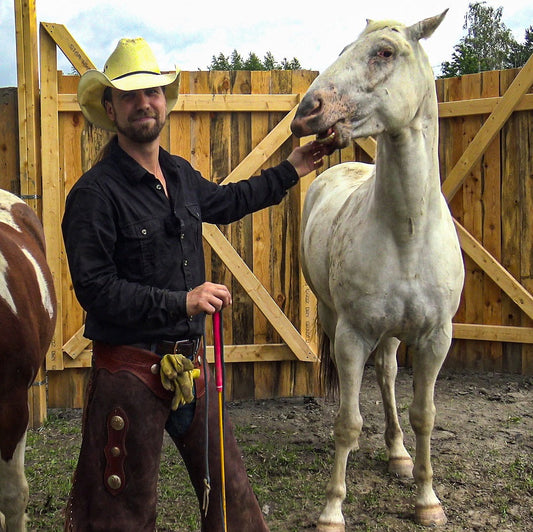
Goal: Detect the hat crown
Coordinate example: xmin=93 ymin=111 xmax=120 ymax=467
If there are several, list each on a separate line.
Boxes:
xmin=103 ymin=38 xmax=161 ymax=81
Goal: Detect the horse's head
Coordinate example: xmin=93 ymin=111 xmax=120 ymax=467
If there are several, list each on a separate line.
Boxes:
xmin=291 ymin=11 xmax=447 ymax=148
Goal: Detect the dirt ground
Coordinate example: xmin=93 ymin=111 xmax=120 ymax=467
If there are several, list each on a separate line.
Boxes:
xmin=24 ymin=366 xmax=533 ymax=531
xmin=226 ymin=367 xmax=533 ymax=532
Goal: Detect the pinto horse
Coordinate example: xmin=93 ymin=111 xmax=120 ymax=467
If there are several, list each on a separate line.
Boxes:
xmin=291 ymin=11 xmax=464 ymax=530
xmin=0 ymin=189 xmax=56 ymax=531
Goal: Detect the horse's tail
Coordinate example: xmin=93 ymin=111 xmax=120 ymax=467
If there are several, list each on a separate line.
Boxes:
xmin=318 ymin=320 xmax=338 ymax=400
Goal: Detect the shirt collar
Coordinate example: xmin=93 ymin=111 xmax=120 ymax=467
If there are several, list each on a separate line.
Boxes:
xmin=109 ymin=137 xmax=179 ymax=185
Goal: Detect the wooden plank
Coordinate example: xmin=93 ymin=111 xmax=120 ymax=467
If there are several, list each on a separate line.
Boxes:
xmin=15 ymin=0 xmax=40 ymax=214
xmin=202 ymin=223 xmax=317 ymax=362
xmin=15 ymin=0 xmax=45 ymax=426
xmin=219 ymin=106 xmax=298 ymax=185
xmin=455 ymin=221 xmax=533 ymax=320
xmin=251 ymin=71 xmax=278 ymax=399
xmin=438 ymin=93 xmax=533 ymax=117
xmin=57 ymin=93 xmax=298 ymax=112
xmin=62 ymin=325 xmax=91 ymax=359
xmin=452 ymin=324 xmax=533 ymax=344
xmin=480 ymin=70 xmax=503 ymax=368
xmin=40 ymin=22 xmax=95 ymax=74
xmin=40 ymin=26 xmax=64 ymax=371
xmin=461 ymin=73 xmax=485 ymax=368
xmin=442 ymin=57 xmax=533 ymax=201
xmin=0 ymin=88 xmax=19 ymax=192
xmin=500 ymin=69 xmax=524 ymax=372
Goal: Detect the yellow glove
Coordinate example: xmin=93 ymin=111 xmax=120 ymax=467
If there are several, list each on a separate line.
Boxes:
xmin=160 ymin=354 xmax=201 ymax=410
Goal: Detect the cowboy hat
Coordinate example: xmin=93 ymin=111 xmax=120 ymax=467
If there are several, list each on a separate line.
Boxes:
xmin=77 ymin=38 xmax=181 ymax=131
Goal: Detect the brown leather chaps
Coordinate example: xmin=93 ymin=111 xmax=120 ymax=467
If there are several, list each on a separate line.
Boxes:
xmin=64 ymin=343 xmax=268 ymax=532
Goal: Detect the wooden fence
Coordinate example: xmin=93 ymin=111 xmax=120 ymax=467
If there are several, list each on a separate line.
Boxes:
xmin=2 ymin=17 xmax=533 ymax=414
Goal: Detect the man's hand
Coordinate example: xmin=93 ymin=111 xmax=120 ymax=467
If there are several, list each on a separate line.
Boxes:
xmin=287 ymin=139 xmax=335 ymax=178
xmin=160 ymin=354 xmax=201 ymax=410
xmin=186 ymin=281 xmax=232 ymax=317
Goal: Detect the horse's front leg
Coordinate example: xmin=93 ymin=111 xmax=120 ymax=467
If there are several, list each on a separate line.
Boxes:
xmin=409 ymin=325 xmax=452 ymax=527
xmin=318 ymin=323 xmax=368 ymax=532
xmin=0 ymin=433 xmax=29 ymax=532
xmin=374 ymin=337 xmax=414 ymax=478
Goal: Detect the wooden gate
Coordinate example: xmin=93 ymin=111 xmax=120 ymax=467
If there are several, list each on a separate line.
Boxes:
xmin=8 ymin=1 xmax=533 ymax=418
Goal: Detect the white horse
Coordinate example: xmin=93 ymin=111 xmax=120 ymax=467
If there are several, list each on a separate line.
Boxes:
xmin=291 ymin=11 xmax=464 ymax=530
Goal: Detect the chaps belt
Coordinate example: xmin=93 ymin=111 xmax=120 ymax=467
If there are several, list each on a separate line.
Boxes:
xmin=131 ymin=338 xmax=201 ymax=359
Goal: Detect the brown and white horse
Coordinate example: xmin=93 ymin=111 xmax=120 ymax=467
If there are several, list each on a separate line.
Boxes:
xmin=291 ymin=11 xmax=464 ymax=530
xmin=0 ymin=189 xmax=56 ymax=532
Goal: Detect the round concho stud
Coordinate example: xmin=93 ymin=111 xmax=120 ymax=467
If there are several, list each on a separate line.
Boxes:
xmin=151 ymin=363 xmax=160 ymax=375
xmin=110 ymin=446 xmax=121 ymax=457
xmin=107 ymin=474 xmax=122 ymax=490
xmin=110 ymin=415 xmax=125 ymax=431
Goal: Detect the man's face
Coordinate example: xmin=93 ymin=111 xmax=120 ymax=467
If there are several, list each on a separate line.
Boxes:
xmin=105 ymin=87 xmax=166 ymax=143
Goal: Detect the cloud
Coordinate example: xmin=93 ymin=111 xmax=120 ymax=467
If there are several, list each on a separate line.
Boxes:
xmin=1 ymin=0 xmax=530 ymax=88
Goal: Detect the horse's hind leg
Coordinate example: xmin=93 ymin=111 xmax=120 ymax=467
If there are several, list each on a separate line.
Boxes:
xmin=374 ymin=337 xmax=413 ymax=478
xmin=0 ymin=432 xmax=29 ymax=532
xmin=318 ymin=321 xmax=368 ymax=532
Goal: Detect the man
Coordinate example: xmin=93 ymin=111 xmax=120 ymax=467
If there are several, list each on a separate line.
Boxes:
xmin=62 ymin=37 xmax=330 ymax=531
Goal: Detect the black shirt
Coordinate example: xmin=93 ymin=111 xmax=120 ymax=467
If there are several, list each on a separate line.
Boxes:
xmin=62 ymin=138 xmax=299 ymax=345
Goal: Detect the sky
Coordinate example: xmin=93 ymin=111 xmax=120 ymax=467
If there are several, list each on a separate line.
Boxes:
xmin=1 ymin=0 xmax=532 ymax=87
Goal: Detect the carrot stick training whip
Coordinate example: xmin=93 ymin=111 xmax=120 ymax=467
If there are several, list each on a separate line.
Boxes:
xmin=213 ymin=310 xmax=227 ymax=531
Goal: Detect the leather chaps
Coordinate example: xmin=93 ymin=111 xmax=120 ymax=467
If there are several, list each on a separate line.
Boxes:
xmin=64 ymin=342 xmax=268 ymax=531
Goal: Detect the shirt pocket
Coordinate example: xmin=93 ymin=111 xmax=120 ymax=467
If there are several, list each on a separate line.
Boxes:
xmin=184 ymin=203 xmax=202 ymax=249
xmin=117 ymin=218 xmax=162 ymax=281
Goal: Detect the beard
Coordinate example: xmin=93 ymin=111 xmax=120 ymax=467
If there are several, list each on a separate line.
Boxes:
xmin=115 ymin=111 xmax=165 ymax=143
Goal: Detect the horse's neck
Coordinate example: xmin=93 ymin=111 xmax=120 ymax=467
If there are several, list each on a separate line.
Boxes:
xmin=373 ymin=102 xmax=441 ymax=236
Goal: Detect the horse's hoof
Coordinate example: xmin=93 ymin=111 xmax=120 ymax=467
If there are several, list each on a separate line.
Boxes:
xmin=317 ymin=523 xmax=345 ymax=532
xmin=388 ymin=456 xmax=414 ymax=478
xmin=415 ymin=503 xmax=447 ymax=526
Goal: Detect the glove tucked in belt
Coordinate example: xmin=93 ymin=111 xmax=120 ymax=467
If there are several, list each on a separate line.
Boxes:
xmin=160 ymin=354 xmax=201 ymax=410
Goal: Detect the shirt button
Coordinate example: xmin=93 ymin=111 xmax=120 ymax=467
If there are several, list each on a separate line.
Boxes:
xmin=141 ymin=228 xmax=147 ymax=235
xmin=156 ymin=183 xmax=162 ymax=190
xmin=183 ymin=259 xmax=188 ymax=266
xmin=180 ymin=233 xmax=185 ymax=239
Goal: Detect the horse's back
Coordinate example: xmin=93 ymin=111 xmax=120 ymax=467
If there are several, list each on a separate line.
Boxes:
xmin=301 ymin=162 xmax=374 ymax=301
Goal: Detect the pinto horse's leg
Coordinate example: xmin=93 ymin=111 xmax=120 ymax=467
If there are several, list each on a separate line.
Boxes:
xmin=317 ymin=321 xmax=368 ymax=532
xmin=409 ymin=324 xmax=452 ymax=527
xmin=0 ymin=432 xmax=29 ymax=532
xmin=374 ymin=337 xmax=414 ymax=478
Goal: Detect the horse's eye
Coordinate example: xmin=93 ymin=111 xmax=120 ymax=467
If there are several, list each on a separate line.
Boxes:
xmin=378 ymin=49 xmax=394 ymax=59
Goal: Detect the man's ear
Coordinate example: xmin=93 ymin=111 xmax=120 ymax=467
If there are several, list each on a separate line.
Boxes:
xmin=104 ymin=100 xmax=115 ymax=122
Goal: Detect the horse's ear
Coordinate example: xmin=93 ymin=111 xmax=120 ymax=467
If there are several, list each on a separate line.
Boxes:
xmin=407 ymin=9 xmax=448 ymax=41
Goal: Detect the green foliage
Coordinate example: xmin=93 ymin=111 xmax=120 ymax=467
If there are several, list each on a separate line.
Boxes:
xmin=439 ymin=2 xmax=532 ymax=77
xmin=209 ymin=49 xmax=302 ymax=71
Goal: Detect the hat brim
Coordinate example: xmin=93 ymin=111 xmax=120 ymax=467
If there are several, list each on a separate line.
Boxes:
xmin=77 ymin=69 xmax=181 ymax=131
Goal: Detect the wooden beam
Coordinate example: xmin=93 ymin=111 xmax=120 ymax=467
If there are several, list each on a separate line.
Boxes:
xmin=438 ymin=93 xmax=533 ymax=117
xmin=58 ymin=93 xmax=298 ymax=112
xmin=441 ymin=56 xmax=533 ymax=201
xmin=40 ymin=25 xmax=64 ymax=371
xmin=40 ymin=22 xmax=95 ymax=74
xmin=15 ymin=0 xmax=41 ymax=214
xmin=455 ymin=221 xmax=533 ymax=320
xmin=62 ymin=325 xmax=91 ymax=360
xmin=203 ymin=223 xmax=317 ymax=362
xmin=453 ymin=324 xmax=533 ymax=344
xmin=15 ymin=0 xmax=46 ymax=427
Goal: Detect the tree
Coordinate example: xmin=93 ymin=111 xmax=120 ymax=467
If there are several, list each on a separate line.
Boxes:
xmin=208 ymin=50 xmax=302 ymax=71
xmin=439 ymin=2 xmax=530 ymax=77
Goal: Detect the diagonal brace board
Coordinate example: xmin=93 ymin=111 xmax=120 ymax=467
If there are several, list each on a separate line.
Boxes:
xmin=46 ymin=23 xmax=317 ymax=361
xmin=441 ymin=53 xmax=533 ymax=200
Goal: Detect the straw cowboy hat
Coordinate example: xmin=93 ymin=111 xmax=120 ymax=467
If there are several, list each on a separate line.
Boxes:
xmin=77 ymin=37 xmax=181 ymax=131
